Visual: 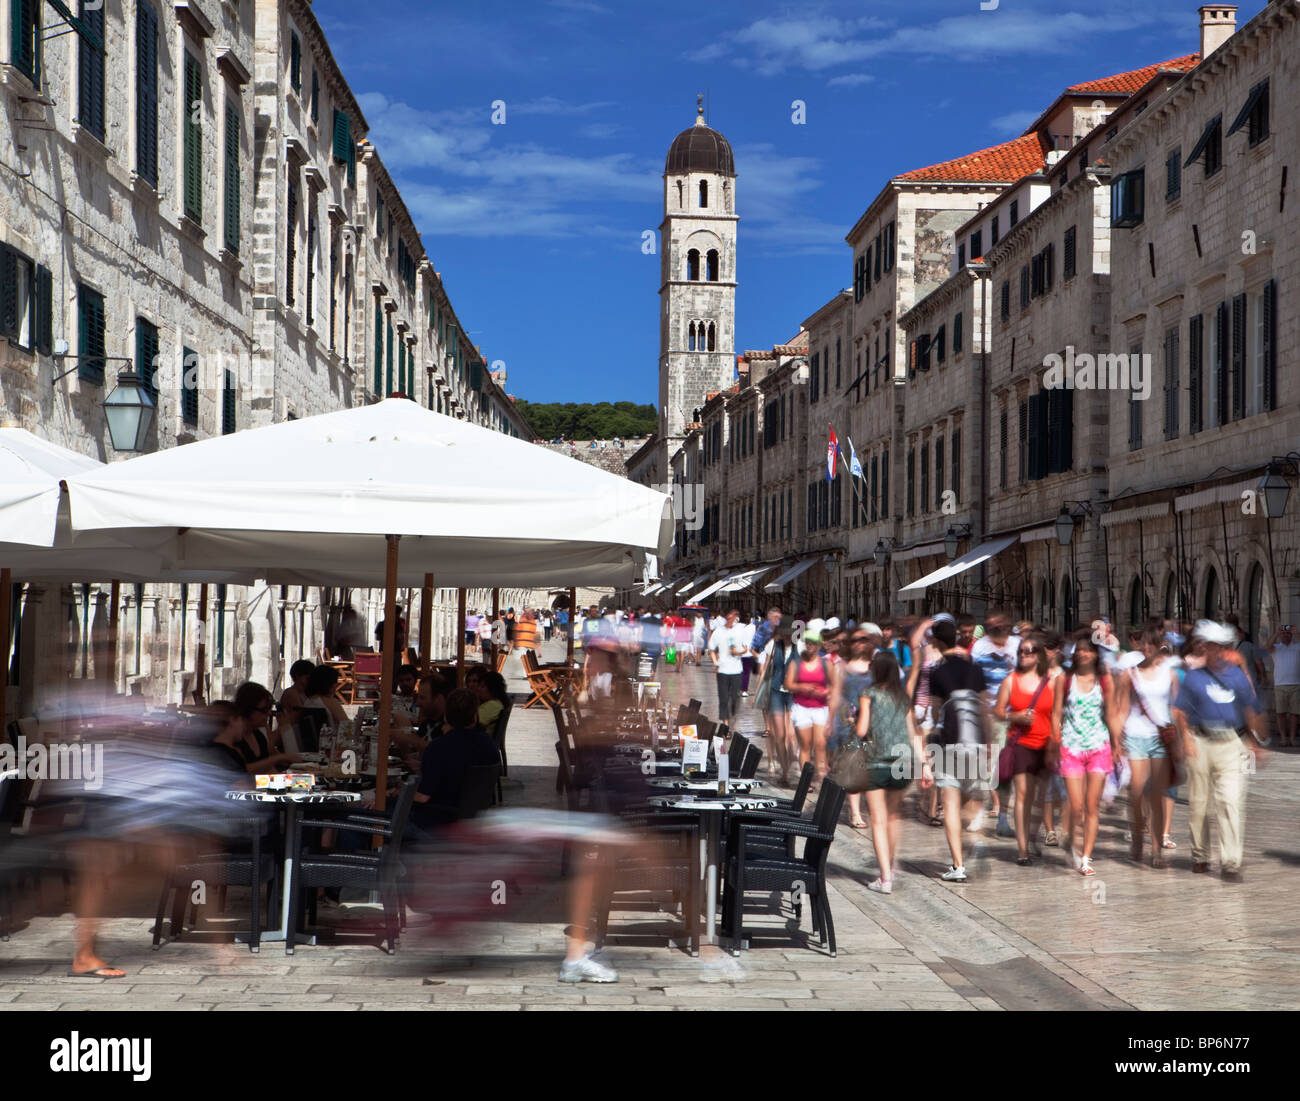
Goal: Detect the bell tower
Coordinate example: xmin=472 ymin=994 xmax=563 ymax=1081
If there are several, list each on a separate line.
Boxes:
xmin=659 ymin=96 xmax=738 ymax=441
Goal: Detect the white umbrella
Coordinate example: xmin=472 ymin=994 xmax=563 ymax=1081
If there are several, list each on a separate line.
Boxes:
xmin=63 ymin=400 xmax=674 ymax=804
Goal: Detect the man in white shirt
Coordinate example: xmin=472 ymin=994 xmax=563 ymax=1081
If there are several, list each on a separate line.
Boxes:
xmin=969 ymin=611 xmax=1021 ymax=837
xmin=708 ymin=609 xmax=748 ymax=722
xmin=1267 ymin=624 xmax=1300 ymax=746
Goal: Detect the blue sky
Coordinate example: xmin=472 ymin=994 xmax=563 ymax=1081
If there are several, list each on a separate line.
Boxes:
xmin=314 ymin=0 xmax=1264 ymax=406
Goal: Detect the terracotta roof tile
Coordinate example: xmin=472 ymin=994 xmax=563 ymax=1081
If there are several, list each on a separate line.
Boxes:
xmin=1066 ymin=54 xmax=1200 ymax=95
xmin=896 ymin=132 xmax=1051 ymax=184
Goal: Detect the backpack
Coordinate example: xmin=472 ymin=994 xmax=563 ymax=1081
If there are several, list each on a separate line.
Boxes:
xmin=939 ymin=689 xmax=987 ymax=747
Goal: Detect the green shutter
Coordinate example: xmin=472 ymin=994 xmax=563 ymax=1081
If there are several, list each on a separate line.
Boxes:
xmin=0 ymin=245 xmax=17 ymax=338
xmin=183 ymin=52 xmax=203 ymax=221
xmin=12 ymin=0 xmax=40 ymax=83
xmin=78 ymin=2 xmax=105 ymax=139
xmin=373 ymin=299 xmax=382 ymax=393
xmin=224 ymin=102 xmax=240 ymax=252
xmin=78 ymin=286 xmax=105 ymax=384
xmin=386 ymin=319 xmax=394 ymax=393
xmin=181 ymin=346 xmax=198 ymax=425
xmin=136 ymin=2 xmax=158 ymax=186
xmin=310 ymin=69 xmax=319 ymax=122
xmin=222 ymin=369 xmax=236 ymax=434
xmin=34 ymin=264 xmax=52 ymax=355
xmin=332 ymin=109 xmax=351 ymax=162
xmin=136 ymin=319 xmax=159 ymax=397
xmin=289 ymin=32 xmax=301 ymax=94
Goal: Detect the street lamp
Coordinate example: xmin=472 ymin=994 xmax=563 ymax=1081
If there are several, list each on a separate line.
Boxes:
xmin=103 ymin=371 xmax=157 ymax=452
xmin=1258 ymin=461 xmax=1294 ymax=519
xmin=873 ymin=539 xmax=891 ymax=567
xmin=945 ymin=524 xmax=972 ymax=560
xmin=1055 ymin=506 xmax=1076 ymax=546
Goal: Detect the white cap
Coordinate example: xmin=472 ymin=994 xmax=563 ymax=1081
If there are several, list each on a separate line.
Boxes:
xmin=859 ymin=622 xmax=883 ymax=638
xmin=1193 ymin=619 xmax=1236 ymax=646
xmin=805 ymin=618 xmax=826 ymax=637
xmin=824 ymin=617 xmax=841 ymax=632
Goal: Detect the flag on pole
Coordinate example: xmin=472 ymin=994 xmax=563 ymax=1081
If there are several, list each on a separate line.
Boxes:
xmin=846 ymin=436 xmax=863 ymax=479
xmin=826 ymin=425 xmax=839 ymax=482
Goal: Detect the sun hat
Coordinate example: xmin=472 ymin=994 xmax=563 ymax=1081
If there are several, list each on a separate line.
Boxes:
xmin=1192 ymin=619 xmax=1236 ymax=646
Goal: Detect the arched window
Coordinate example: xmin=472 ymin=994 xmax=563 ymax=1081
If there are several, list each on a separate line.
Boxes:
xmin=723 ymin=180 xmax=731 ymax=213
xmin=707 ymin=322 xmax=716 ymax=352
xmin=1129 ymin=577 xmax=1144 ymax=629
xmin=686 ymin=249 xmax=700 ymax=281
xmin=1246 ymin=563 xmax=1264 ymax=643
xmin=688 ymin=322 xmax=696 ymax=351
xmin=676 ymin=180 xmax=683 ymax=209
xmin=1203 ymin=567 xmax=1220 ymax=620
xmin=706 ymin=249 xmax=719 ymax=281
xmin=699 ymin=179 xmax=708 ymax=207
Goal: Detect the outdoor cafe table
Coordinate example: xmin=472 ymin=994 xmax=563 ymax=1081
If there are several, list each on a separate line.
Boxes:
xmin=224 ymin=789 xmax=359 ymax=951
xmin=646 ymin=792 xmax=779 ymax=947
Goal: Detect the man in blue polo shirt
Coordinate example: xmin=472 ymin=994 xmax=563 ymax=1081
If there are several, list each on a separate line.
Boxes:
xmin=1171 ymin=620 xmax=1266 ymax=882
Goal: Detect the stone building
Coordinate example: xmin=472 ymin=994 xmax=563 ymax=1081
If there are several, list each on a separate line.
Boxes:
xmin=1 ymin=0 xmax=537 ymax=721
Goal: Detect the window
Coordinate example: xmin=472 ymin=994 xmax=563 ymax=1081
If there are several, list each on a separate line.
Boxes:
xmin=136 ymin=1 xmax=159 ymax=186
xmin=11 ymin=0 xmax=40 ymax=83
xmin=1127 ymin=344 xmax=1142 ymax=449
xmin=181 ymin=347 xmax=199 ymax=426
xmin=1018 ymin=400 xmax=1028 ymax=481
xmin=136 ymin=318 xmax=160 ymax=399
xmin=77 ymin=286 xmax=106 ymax=384
xmin=1259 ymin=280 xmax=1277 ymax=413
xmin=953 ymin=311 xmax=963 ymax=354
xmin=78 ymin=1 xmax=105 ymax=140
xmin=183 ymin=51 xmax=203 ymax=222
xmin=1009 ymin=200 xmax=1019 ymax=226
xmin=906 ymin=447 xmax=915 ymax=517
xmin=883 ymin=220 xmax=895 ymax=272
xmin=706 ymin=249 xmax=719 ymax=281
xmin=1230 ymin=293 xmax=1246 ymax=421
xmin=863 ymin=244 xmax=872 ymax=288
xmin=880 ymin=449 xmax=889 ymax=517
xmin=1184 ymin=116 xmax=1222 ymax=178
xmin=1063 ymin=226 xmax=1077 ymax=280
xmin=222 ymin=368 xmax=236 ymax=434
xmin=289 ymin=31 xmax=301 ymax=95
xmin=310 ymin=69 xmax=319 ymax=124
xmin=835 ymin=337 xmax=841 ymax=388
xmin=1212 ymin=302 xmax=1228 ymax=426
xmin=870 ymin=456 xmax=878 ymax=521
xmin=935 ymin=436 xmax=944 ymax=501
xmin=332 ymin=109 xmax=355 ymax=186
xmin=999 ymin=407 xmax=1008 ymax=489
xmin=305 ymin=213 xmax=316 ymax=326
xmin=220 ymin=101 xmax=242 ymax=253
xmin=951 ymin=428 xmax=961 ymax=505
xmin=686 ymin=249 xmax=699 ymax=281
xmin=934 ymin=323 xmax=946 ymax=365
xmin=698 ymin=180 xmax=708 ymax=207
xmin=1227 ymin=80 xmax=1269 ymax=147
xmin=1188 ymin=314 xmax=1203 ymax=433
xmin=1166 ymin=149 xmax=1181 ymax=200
xmin=853 ymin=254 xmax=865 ymax=301
xmin=957 ymin=243 xmax=966 ymax=269
xmin=810 ymin=352 xmax=820 ymax=403
xmin=1163 ymin=327 xmax=1179 ymax=439
xmin=285 ymin=170 xmax=298 ymax=306
xmin=1020 ymin=265 xmax=1030 ymax=308
xmin=1000 ymin=281 xmax=1010 ymax=321
xmin=386 ymin=316 xmax=395 ymax=394
xmin=970 ymin=230 xmax=982 ymax=261
xmin=0 ymin=245 xmax=50 ymax=353
xmin=990 ymin=215 xmax=1000 ymax=246
xmin=920 ymin=444 xmax=930 ymax=512
xmin=873 ymin=232 xmax=882 ymax=282
xmin=1111 ymin=169 xmax=1144 ymax=227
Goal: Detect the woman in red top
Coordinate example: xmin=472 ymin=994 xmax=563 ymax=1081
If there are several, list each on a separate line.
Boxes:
xmin=995 ymin=635 xmax=1057 ymax=865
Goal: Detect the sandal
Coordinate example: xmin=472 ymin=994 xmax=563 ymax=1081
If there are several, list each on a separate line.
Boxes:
xmin=1079 ymin=856 xmax=1096 ymax=876
xmin=1016 ymin=856 xmax=1033 ymax=867
xmin=67 ymin=966 xmax=125 ymax=979
xmin=867 ymin=878 xmax=893 ymax=894
xmin=926 ymin=815 xmax=944 ymax=827
xmin=1161 ymin=834 xmax=1177 ymax=849
xmin=1044 ymin=830 xmax=1059 ymax=847
xmin=849 ymin=820 xmax=870 ymax=830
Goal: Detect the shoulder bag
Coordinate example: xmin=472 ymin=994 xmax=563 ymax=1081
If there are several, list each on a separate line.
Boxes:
xmin=997 ymin=674 xmax=1050 ymax=785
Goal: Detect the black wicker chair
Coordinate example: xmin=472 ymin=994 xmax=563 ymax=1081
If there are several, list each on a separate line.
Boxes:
xmin=720 ymin=780 xmax=846 ymax=957
xmin=286 ymin=778 xmax=418 ymax=955
xmin=491 ymin=704 xmax=513 ymax=802
xmin=595 ymin=810 xmax=700 ymax=956
xmin=152 ymin=810 xmax=278 ymax=953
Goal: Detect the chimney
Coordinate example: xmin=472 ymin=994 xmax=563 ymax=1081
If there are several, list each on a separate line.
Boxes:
xmin=1199 ymin=6 xmax=1237 ymax=57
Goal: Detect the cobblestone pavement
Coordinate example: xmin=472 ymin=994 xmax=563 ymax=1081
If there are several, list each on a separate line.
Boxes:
xmin=2 ymin=640 xmax=1297 ymax=1010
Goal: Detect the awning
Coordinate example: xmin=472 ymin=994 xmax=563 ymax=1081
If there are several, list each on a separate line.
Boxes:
xmin=693 ymin=565 xmax=772 ymax=602
xmin=764 ymin=557 xmax=819 ymax=592
xmin=676 ymin=571 xmax=718 ymax=598
xmin=1101 ymin=501 xmax=1171 ymax=527
xmin=893 ymin=541 xmax=946 ymax=563
xmin=897 ymin=535 xmax=1018 ymax=598
xmin=1175 ymin=478 xmax=1258 ymax=513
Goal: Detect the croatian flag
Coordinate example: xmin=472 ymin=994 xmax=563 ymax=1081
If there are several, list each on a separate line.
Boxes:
xmin=846 ymin=436 xmax=863 ymax=479
xmin=826 ymin=425 xmax=839 ymax=482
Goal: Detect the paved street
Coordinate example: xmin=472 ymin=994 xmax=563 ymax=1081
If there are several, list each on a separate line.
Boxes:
xmin=2 ymin=638 xmax=1298 ymax=1011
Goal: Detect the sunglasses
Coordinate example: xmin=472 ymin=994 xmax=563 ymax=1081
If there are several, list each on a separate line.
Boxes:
xmin=1020 ymin=646 xmax=1041 ymax=655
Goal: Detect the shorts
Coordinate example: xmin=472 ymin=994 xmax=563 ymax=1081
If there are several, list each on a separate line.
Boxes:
xmin=765 ymin=688 xmax=791 ymax=715
xmin=933 ymin=744 xmax=992 ymax=799
xmin=1124 ymin=731 xmax=1166 ymax=759
xmin=677 ymin=642 xmax=695 ymax=656
xmin=1275 ymin=684 xmax=1300 ymax=715
xmin=1059 ymin=743 xmax=1114 ymax=777
xmin=790 ymin=703 xmax=828 ymax=729
xmin=1005 ymin=740 xmax=1048 ymax=778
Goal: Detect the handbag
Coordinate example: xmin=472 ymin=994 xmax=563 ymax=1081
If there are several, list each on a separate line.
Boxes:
xmin=664 ymin=643 xmax=677 ymax=665
xmin=829 ymin=737 xmax=872 ymax=794
xmin=752 ymin=648 xmax=774 ymax=712
xmin=998 ymin=675 xmax=1049 ymax=785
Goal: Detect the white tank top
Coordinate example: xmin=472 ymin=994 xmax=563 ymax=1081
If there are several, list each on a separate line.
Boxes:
xmin=1125 ymin=664 xmax=1172 ymax=736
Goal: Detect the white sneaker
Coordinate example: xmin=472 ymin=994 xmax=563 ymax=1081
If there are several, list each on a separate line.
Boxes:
xmin=867 ymin=878 xmax=893 ymax=894
xmin=558 ymin=954 xmax=619 ymax=983
xmin=966 ymin=808 xmax=986 ymax=833
xmin=697 ymin=953 xmax=747 ymax=983
xmin=941 ymin=865 xmax=968 ymax=882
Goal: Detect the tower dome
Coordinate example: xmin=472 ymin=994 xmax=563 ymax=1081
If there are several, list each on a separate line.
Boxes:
xmin=665 ymin=99 xmax=735 ymax=177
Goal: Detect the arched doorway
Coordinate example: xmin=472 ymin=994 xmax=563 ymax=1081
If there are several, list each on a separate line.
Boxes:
xmin=1245 ymin=563 xmax=1264 ymax=644
xmin=1203 ymin=567 xmax=1220 ymax=621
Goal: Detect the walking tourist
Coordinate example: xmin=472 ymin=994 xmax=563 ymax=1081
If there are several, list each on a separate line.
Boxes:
xmin=707 ymin=609 xmax=748 ymax=722
xmin=785 ymin=620 xmax=832 ymax=781
xmin=994 ymin=635 xmax=1055 ymax=866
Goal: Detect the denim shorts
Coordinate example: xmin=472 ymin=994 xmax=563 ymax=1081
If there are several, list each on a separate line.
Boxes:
xmin=765 ymin=688 xmax=791 ymax=715
xmin=1124 ymin=731 xmax=1166 ymax=759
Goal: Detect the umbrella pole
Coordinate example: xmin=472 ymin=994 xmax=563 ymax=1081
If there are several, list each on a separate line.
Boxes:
xmin=106 ymin=580 xmax=120 ymax=695
xmin=0 ymin=569 xmax=10 ymax=727
xmin=492 ymin=588 xmax=500 ymax=669
xmin=376 ymin=535 xmax=400 ymax=815
xmin=456 ymin=589 xmax=466 ymax=687
xmin=419 ymin=573 xmax=434 ymax=673
xmin=193 ymin=583 xmax=208 ymax=705
xmin=567 ymin=587 xmax=576 ymax=666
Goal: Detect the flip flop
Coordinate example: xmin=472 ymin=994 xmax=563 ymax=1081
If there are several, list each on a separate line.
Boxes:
xmin=849 ymin=820 xmax=870 ymax=830
xmin=67 ymin=966 xmax=125 ymax=979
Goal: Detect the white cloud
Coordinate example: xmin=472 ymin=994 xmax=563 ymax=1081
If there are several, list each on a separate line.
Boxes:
xmin=546 ymin=0 xmax=609 ymax=12
xmin=826 ymin=73 xmax=875 ymax=87
xmin=989 ymin=109 xmax=1039 ymax=135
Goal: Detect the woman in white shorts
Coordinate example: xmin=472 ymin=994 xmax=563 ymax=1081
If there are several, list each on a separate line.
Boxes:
xmin=784 ymin=625 xmax=832 ymax=782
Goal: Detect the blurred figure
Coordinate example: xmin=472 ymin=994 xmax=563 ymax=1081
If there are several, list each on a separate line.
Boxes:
xmin=830 ymin=626 xmax=878 ymax=829
xmin=707 ymin=609 xmax=747 ymax=722
xmin=994 ymin=634 xmax=1054 ymax=865
xmin=1265 ymin=623 xmax=1299 ymax=747
xmin=277 ymin=659 xmax=315 ymax=737
xmin=785 ymin=621 xmax=831 ymax=782
xmin=302 ymin=665 xmax=348 ymax=730
xmin=757 ymin=616 xmax=798 ymax=783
